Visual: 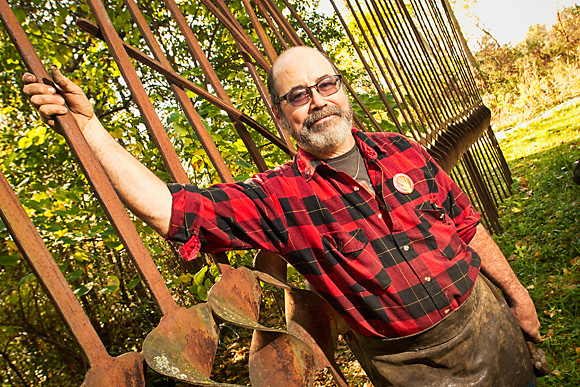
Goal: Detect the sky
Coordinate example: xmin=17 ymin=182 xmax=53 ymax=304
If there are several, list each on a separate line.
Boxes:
xmin=317 ymin=0 xmax=580 ymax=46
xmin=460 ymin=0 xmax=580 ymax=46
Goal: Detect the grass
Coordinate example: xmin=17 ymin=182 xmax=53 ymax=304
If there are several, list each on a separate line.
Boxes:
xmin=494 ymin=99 xmax=580 ymax=386
xmin=206 ymin=100 xmax=580 ymax=387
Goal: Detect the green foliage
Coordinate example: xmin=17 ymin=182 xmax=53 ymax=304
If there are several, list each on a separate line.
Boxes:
xmin=0 ymin=0 xmax=341 ymax=385
xmin=494 ymin=101 xmax=580 ymax=385
xmin=475 ymin=5 xmax=580 ymax=130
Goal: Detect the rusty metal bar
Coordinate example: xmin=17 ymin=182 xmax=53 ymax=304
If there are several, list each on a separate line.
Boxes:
xmin=398 ymin=0 xmax=469 ymax=115
xmin=437 ymin=0 xmax=481 ymax=101
xmin=83 ymin=2 xmax=190 ymax=184
xmin=330 ymin=0 xmax=406 ymax=136
xmin=462 ymin=151 xmax=501 ymax=232
xmin=254 ymin=0 xmax=289 ymax=51
xmin=377 ymin=0 xmax=452 ymax=135
xmin=360 ymin=0 xmax=439 ymax=137
xmin=0 ymin=171 xmax=145 ymax=386
xmin=257 ymin=0 xmax=303 ymax=46
xmin=343 ymin=0 xmax=422 ymax=141
xmin=134 ymin=0 xmax=271 ymax=172
xmin=4 ymin=1 xmax=178 ymax=315
xmin=76 ymin=19 xmax=292 ymax=155
xmin=196 ymin=0 xmax=271 ymax=71
xmin=241 ymin=0 xmax=278 ymax=63
xmin=412 ymin=0 xmax=476 ymax=107
xmin=482 ymin=132 xmax=513 ymax=195
xmin=123 ymin=0 xmax=235 ymax=182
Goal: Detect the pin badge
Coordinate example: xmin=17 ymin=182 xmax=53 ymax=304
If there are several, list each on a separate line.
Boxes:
xmin=393 ymin=173 xmax=414 ymax=194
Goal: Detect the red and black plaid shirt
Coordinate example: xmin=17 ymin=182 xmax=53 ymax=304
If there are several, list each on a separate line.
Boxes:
xmin=167 ymin=129 xmax=481 ymax=337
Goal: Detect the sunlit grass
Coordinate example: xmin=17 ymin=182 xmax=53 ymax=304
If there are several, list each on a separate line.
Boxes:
xmin=494 ymin=99 xmax=580 ymax=386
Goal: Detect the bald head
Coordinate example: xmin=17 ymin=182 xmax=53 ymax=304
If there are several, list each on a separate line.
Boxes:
xmin=267 ymin=47 xmax=339 ymax=105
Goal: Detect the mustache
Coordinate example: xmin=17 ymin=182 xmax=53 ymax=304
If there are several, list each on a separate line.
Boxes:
xmin=303 ymin=106 xmax=344 ymax=129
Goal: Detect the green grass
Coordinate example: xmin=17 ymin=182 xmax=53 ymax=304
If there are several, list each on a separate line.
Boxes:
xmin=495 ymin=100 xmax=580 ymax=386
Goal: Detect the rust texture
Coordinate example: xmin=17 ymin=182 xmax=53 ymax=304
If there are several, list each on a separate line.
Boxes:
xmin=1 ymin=0 xmax=515 ymax=385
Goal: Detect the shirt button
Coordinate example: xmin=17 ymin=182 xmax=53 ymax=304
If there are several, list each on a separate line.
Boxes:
xmin=378 ymin=214 xmax=383 ymax=219
xmin=353 ymin=186 xmax=359 ymax=192
xmin=403 ymin=245 xmax=410 ymax=251
xmin=425 ymin=276 xmax=431 ymax=282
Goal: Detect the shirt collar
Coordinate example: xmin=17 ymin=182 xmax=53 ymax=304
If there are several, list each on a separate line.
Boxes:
xmin=293 ymin=127 xmax=379 ymax=181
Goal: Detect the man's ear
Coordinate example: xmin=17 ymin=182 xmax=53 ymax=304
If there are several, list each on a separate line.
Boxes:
xmin=272 ymin=104 xmax=282 ymax=125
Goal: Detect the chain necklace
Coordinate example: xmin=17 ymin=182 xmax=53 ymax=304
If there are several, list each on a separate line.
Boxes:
xmin=353 ymin=146 xmax=361 ymax=181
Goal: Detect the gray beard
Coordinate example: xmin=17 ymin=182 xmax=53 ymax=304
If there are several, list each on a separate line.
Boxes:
xmin=281 ymin=103 xmax=354 ymax=156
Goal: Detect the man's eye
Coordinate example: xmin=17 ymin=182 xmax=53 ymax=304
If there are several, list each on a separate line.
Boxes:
xmin=288 ymin=89 xmax=309 ymax=102
xmin=319 ymin=80 xmax=334 ymax=89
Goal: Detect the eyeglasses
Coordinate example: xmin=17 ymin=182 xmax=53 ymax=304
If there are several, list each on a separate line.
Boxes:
xmin=276 ymin=74 xmax=343 ymax=107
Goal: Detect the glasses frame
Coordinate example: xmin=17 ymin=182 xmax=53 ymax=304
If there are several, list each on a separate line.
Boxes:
xmin=276 ymin=74 xmax=343 ymax=107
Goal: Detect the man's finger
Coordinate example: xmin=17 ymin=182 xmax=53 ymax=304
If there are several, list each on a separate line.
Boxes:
xmin=22 ymin=72 xmax=38 ymax=84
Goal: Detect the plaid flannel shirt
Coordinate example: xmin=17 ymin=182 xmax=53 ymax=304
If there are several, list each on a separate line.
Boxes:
xmin=167 ymin=129 xmax=481 ymax=337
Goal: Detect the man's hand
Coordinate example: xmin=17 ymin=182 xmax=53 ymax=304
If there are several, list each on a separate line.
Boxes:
xmin=505 ymin=285 xmax=542 ymax=343
xmin=469 ymin=224 xmax=542 ymax=343
xmin=22 ymin=66 xmax=94 ymax=131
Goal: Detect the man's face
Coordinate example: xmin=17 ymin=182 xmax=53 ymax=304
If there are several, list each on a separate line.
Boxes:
xmin=273 ymin=49 xmax=354 ymax=158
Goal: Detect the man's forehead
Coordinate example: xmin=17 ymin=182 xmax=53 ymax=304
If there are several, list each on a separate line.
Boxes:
xmin=273 ymin=48 xmax=335 ymax=87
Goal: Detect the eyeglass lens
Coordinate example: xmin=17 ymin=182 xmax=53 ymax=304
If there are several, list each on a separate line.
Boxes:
xmin=286 ymin=75 xmax=341 ymax=107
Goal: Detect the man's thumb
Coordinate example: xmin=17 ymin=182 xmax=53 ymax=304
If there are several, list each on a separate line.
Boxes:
xmin=50 ymin=65 xmax=72 ymax=90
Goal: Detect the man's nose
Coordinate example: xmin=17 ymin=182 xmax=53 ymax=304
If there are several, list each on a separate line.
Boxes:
xmin=309 ymin=87 xmax=328 ymax=110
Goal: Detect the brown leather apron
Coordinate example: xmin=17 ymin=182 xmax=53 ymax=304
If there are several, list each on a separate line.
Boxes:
xmin=347 ymin=275 xmax=537 ymax=387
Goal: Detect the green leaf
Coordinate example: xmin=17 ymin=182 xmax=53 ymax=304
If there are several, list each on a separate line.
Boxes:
xmin=66 ymin=270 xmax=83 ymax=282
xmin=101 ymin=276 xmax=120 ymax=294
xmin=127 ymin=277 xmax=141 ymax=290
xmin=193 ymin=266 xmax=208 ymax=286
xmin=0 ymin=255 xmax=20 ymax=266
xmin=74 ymin=282 xmax=94 ymax=297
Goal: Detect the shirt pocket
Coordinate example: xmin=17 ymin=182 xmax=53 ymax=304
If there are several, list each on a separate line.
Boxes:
xmin=321 ymin=229 xmax=392 ymax=293
xmin=414 ymin=201 xmax=464 ymax=260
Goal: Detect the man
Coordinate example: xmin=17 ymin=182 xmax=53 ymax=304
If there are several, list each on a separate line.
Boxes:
xmin=23 ymin=46 xmax=540 ymax=386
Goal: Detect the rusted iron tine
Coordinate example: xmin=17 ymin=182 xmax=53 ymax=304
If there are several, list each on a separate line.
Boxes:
xmin=330 ymin=0 xmax=406 ymax=137
xmin=374 ymin=0 xmax=448 ymax=137
xmin=350 ymin=0 xmax=437 ymax=139
xmin=412 ymin=0 xmax=477 ymax=108
xmin=7 ymin=1 xmax=235 ymax=382
xmin=473 ymin=138 xmax=510 ymax=202
xmin=196 ymin=0 xmax=271 ymax=71
xmin=0 ymin=171 xmax=145 ymax=386
xmin=164 ymin=0 xmax=293 ymax=159
xmin=161 ymin=0 xmax=294 ymax=154
xmin=436 ymin=0 xmax=481 ymax=100
xmin=400 ymin=0 xmax=471 ymax=113
xmin=254 ymin=0 xmax=289 ymax=51
xmin=241 ymin=0 xmax=278 ymax=63
xmin=483 ymin=133 xmax=513 ymax=196
xmin=258 ymin=0 xmax=303 ymax=46
xmin=122 ymin=0 xmax=235 ymax=183
xmin=339 ymin=0 xmax=419 ymax=141
xmin=76 ymin=19 xmax=291 ymax=155
xmin=388 ymin=0 xmax=461 ymax=121
xmin=270 ymin=0 xmax=382 ymax=133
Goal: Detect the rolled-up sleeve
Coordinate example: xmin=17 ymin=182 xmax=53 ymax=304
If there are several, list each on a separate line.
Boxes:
xmin=164 ymin=181 xmax=288 ymax=261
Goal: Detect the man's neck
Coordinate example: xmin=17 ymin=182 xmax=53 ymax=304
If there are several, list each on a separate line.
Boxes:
xmin=309 ymin=134 xmax=356 ymax=160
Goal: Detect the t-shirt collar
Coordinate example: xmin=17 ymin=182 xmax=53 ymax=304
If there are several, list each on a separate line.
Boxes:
xmin=293 ymin=127 xmax=379 ymax=181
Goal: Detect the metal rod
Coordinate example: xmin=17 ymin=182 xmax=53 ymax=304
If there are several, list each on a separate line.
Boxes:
xmin=76 ymin=19 xmax=292 ymax=155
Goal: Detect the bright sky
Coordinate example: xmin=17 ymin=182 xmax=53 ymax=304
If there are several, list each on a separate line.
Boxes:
xmin=461 ymin=0 xmax=580 ymax=46
xmin=317 ymin=0 xmax=580 ymax=46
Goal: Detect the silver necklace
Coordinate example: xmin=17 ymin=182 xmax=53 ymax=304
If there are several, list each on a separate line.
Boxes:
xmin=353 ymin=147 xmax=361 ymax=181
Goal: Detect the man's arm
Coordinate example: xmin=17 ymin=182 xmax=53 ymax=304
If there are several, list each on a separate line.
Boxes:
xmin=469 ymin=223 xmax=541 ymax=342
xmin=22 ymin=68 xmax=172 ymax=236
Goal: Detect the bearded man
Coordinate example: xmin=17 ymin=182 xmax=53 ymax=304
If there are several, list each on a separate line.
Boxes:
xmin=23 ymin=46 xmax=540 ymax=386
